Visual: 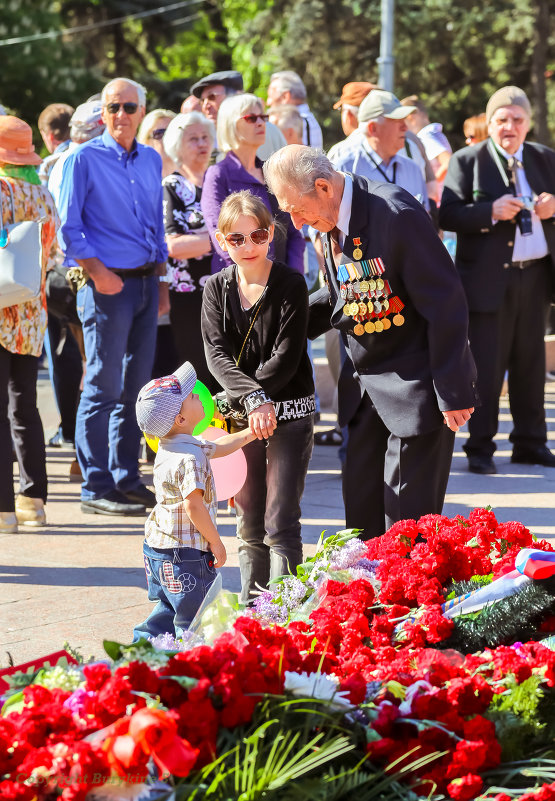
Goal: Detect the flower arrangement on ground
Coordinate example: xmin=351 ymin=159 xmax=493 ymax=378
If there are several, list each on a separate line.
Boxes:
xmin=2 ymin=508 xmax=555 ymax=801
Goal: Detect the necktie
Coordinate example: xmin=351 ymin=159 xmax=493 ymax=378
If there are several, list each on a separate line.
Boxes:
xmin=329 ymin=226 xmax=343 ymax=267
xmin=507 ymin=156 xmax=524 ymax=196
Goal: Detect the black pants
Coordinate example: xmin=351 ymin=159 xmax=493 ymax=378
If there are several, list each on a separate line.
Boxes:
xmin=152 ymin=323 xmax=179 ymax=379
xmin=46 ymin=315 xmax=82 ymax=442
xmin=169 ymin=290 xmax=219 ymax=393
xmin=343 ymin=391 xmax=455 ymax=539
xmin=0 ymin=346 xmax=47 ymax=511
xmin=465 ymin=260 xmax=550 ymax=458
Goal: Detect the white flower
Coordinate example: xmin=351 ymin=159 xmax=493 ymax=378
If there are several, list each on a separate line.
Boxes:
xmin=284 ymin=671 xmax=353 ymax=709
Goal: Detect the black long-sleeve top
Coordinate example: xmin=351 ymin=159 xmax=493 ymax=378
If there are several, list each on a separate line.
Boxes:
xmin=201 ymin=261 xmax=315 ymax=421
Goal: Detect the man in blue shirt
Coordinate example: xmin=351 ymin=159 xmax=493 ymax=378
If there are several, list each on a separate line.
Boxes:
xmin=58 ymin=78 xmax=169 ymax=516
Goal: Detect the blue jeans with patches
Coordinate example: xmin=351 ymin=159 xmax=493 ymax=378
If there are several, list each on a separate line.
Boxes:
xmin=133 ymin=542 xmax=217 ymax=641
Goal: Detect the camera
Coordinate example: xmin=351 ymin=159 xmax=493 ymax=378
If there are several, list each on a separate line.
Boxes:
xmin=516 ymin=196 xmax=534 ymax=236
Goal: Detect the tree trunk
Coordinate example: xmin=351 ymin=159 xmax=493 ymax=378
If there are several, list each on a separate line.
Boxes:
xmin=530 ymin=0 xmax=550 ymax=146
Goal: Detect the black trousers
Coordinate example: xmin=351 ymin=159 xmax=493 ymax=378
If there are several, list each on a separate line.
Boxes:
xmin=0 ymin=345 xmax=47 ymax=511
xmin=465 ymin=260 xmax=550 ymax=458
xmin=343 ymin=391 xmax=455 ymax=539
xmin=46 ymin=315 xmax=82 ymax=442
xmin=169 ymin=290 xmax=219 ymax=393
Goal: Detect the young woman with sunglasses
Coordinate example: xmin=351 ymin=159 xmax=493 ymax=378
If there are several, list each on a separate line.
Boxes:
xmin=200 ymin=93 xmax=305 ymax=275
xmin=201 ymin=191 xmax=314 ymax=604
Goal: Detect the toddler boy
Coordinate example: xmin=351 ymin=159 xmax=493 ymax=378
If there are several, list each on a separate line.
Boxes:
xmin=133 ymin=361 xmax=255 ymax=641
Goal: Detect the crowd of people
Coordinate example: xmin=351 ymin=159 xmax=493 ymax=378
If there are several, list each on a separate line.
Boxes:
xmin=1 ymin=69 xmax=555 ymax=629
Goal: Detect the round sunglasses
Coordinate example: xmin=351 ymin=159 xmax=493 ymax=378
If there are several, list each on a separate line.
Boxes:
xmin=240 ymin=113 xmax=269 ymax=124
xmin=104 ymin=102 xmax=139 ymax=115
xmin=222 ymin=228 xmax=270 ymax=248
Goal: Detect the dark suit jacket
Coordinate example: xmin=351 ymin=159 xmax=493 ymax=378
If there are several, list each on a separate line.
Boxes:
xmin=439 ymin=139 xmax=555 ymax=312
xmin=309 ymin=173 xmax=478 ymax=438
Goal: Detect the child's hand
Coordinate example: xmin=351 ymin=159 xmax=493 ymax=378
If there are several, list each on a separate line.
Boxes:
xmin=211 ymin=539 xmax=227 ymax=568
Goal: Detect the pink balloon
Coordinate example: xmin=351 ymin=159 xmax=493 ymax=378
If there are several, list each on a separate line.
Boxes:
xmin=201 ymin=426 xmax=248 ymax=501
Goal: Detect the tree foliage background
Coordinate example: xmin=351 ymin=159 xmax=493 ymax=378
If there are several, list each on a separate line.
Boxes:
xmin=0 ymin=0 xmax=553 ymax=152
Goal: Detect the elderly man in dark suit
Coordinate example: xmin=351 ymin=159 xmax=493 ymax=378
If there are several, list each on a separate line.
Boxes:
xmin=263 ymin=145 xmax=478 ymax=539
xmin=440 ymin=86 xmax=555 ymax=475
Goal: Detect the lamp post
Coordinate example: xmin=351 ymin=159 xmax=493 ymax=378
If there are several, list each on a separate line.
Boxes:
xmin=377 ymin=0 xmax=395 ymax=92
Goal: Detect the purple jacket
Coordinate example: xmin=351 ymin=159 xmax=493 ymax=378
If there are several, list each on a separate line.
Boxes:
xmin=200 ymin=151 xmax=305 ymax=273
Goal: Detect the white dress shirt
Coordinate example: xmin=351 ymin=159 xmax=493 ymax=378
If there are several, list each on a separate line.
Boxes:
xmin=493 ymin=142 xmax=549 ymax=262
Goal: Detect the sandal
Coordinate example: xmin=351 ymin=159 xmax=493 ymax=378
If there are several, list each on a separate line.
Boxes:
xmin=314 ymin=428 xmax=343 ymax=446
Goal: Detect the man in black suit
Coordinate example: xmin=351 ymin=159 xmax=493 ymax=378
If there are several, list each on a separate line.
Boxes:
xmin=440 ymin=86 xmax=555 ymax=475
xmin=263 ymin=145 xmax=478 ymax=538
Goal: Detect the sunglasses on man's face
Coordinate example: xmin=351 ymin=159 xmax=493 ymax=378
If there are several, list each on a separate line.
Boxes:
xmin=150 ymin=128 xmax=168 ymax=140
xmin=241 ymin=113 xmax=269 ymax=124
xmin=104 ymin=102 xmax=139 ymax=115
xmin=223 ymin=228 xmax=270 ymax=248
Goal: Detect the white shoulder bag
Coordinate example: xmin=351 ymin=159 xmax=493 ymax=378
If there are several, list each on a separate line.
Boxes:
xmin=0 ymin=178 xmax=44 ymax=309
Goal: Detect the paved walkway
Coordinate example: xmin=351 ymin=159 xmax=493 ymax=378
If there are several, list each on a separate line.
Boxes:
xmin=2 ymin=356 xmax=555 ymax=666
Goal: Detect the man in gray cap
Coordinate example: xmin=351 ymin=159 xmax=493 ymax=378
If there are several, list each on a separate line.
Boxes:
xmin=440 ymin=86 xmax=555 ymax=474
xmin=190 ymin=70 xmax=244 ymax=122
xmin=331 ymin=89 xmax=428 ymax=210
xmin=48 ymin=100 xmax=105 ymax=203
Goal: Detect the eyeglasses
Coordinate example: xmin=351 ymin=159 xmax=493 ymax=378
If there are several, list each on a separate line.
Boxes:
xmin=222 ymin=228 xmax=270 ymax=248
xmin=241 ymin=113 xmax=269 ymax=124
xmin=104 ymin=102 xmax=139 ymax=115
xmin=150 ymin=128 xmax=167 ymax=140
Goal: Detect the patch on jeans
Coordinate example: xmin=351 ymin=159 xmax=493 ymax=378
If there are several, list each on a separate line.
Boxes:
xmin=143 ymin=555 xmax=152 ymax=576
xmin=159 ymin=561 xmax=197 ymax=594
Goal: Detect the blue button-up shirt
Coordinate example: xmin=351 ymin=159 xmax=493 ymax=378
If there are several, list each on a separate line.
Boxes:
xmin=58 ymin=129 xmax=167 ymax=269
xmin=334 ymin=139 xmax=429 ymax=210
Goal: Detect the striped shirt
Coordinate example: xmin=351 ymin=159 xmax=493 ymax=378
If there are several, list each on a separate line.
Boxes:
xmin=145 ymin=433 xmax=217 ymax=550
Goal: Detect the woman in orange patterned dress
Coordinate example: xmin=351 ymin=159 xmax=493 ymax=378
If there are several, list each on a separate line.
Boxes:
xmin=0 ymin=116 xmax=59 ymax=532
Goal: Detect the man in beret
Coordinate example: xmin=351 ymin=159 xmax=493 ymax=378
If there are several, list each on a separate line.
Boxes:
xmin=190 ymin=70 xmax=244 ymax=122
xmin=440 ymin=86 xmax=555 ymax=474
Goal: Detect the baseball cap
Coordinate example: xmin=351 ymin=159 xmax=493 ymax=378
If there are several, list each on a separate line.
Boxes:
xmin=485 ymin=85 xmax=532 ymax=124
xmin=70 ymin=101 xmax=104 ymax=134
xmin=333 ymin=82 xmax=379 ymax=110
xmin=136 ymin=361 xmax=197 ymax=438
xmin=358 ymin=90 xmax=417 ymax=123
xmin=190 ymin=70 xmax=244 ymax=99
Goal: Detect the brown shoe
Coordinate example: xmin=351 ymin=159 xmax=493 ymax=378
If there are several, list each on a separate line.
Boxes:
xmin=15 ymin=496 xmax=46 ymax=527
xmin=69 ymin=459 xmax=82 ymax=483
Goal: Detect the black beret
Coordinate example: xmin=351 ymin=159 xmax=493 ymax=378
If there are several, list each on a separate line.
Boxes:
xmin=190 ymin=70 xmax=244 ymax=98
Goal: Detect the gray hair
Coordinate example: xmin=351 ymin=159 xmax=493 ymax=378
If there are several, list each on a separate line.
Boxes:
xmin=269 ymin=105 xmax=303 ymax=139
xmin=269 ymin=70 xmax=307 ymax=102
xmin=342 ymin=103 xmax=359 ymax=117
xmin=263 ymin=146 xmax=336 ymax=196
xmin=101 ymin=78 xmax=147 ymax=108
xmin=217 ymin=93 xmax=263 ymax=153
xmin=137 ymin=108 xmax=176 ymax=144
xmin=163 ymin=112 xmax=215 ymax=163
xmin=359 ymin=113 xmax=384 ymax=131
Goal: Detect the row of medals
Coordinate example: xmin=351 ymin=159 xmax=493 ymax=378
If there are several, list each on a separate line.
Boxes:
xmin=340 ymin=277 xmax=405 ymax=336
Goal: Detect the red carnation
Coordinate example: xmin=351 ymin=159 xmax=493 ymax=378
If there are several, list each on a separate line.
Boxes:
xmin=447 ymin=774 xmax=483 ymax=801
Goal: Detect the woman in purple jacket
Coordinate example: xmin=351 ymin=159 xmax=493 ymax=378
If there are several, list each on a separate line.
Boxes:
xmin=200 ymin=93 xmax=305 ymax=274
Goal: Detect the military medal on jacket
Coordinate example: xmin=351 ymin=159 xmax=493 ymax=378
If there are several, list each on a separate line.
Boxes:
xmin=337 ymin=239 xmax=405 ymax=336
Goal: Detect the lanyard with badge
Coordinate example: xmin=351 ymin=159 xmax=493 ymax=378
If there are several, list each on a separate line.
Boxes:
xmin=488 ymin=139 xmax=534 ymax=236
xmin=365 ymin=150 xmax=398 ymax=184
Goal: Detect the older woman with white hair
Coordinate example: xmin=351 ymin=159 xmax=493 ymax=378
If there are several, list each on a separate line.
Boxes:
xmin=201 ymin=92 xmax=304 ymax=274
xmin=137 ymin=108 xmax=176 ymax=178
xmin=162 ymin=111 xmax=217 ymax=389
